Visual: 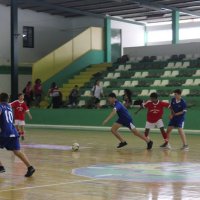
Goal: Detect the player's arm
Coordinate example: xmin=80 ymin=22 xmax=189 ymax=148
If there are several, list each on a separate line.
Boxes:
xmin=102 ymin=109 xmax=116 ymax=125
xmin=135 ymin=100 xmax=145 ymax=115
xmin=26 ymin=110 xmax=32 ymax=120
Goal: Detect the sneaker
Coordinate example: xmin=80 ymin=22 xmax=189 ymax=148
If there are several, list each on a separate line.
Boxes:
xmin=25 ymin=166 xmax=35 ymax=177
xmin=0 ymin=166 xmax=5 ymax=173
xmin=147 ymin=140 xmax=153 ymax=150
xmin=160 ymin=142 xmax=171 ymax=149
xmin=180 ymin=145 xmax=189 ymax=151
xmin=117 ymin=141 xmax=127 ymax=148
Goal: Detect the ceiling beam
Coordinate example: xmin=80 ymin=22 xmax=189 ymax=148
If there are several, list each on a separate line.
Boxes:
xmin=17 ymin=0 xmax=146 ymax=25
xmin=128 ymin=0 xmax=200 ymax=17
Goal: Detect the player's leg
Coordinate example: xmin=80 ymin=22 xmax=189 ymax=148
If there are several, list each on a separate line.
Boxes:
xmin=0 ymin=161 xmax=5 ymax=173
xmin=111 ymin=123 xmax=127 ymax=148
xmin=178 ymin=123 xmax=189 ymax=150
xmin=130 ymin=123 xmax=153 ymax=150
xmin=144 ymin=128 xmax=150 ymax=139
xmin=13 ymin=150 xmax=35 ymax=177
xmin=20 ymin=125 xmax=25 ymax=140
xmin=15 ymin=122 xmax=20 ymax=135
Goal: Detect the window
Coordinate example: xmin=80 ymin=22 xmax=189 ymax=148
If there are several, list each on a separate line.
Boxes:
xmin=147 ymin=29 xmax=172 ymax=43
xmin=23 ymin=26 xmax=34 ymax=48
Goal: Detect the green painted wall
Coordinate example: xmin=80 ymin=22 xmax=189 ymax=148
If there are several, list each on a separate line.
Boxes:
xmin=42 ymin=50 xmax=104 ymax=92
xmin=0 ymin=66 xmax=32 ymax=75
xmin=28 ymin=108 xmax=199 ymax=130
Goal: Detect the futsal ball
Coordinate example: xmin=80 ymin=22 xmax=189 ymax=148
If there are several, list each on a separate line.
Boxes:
xmin=72 ymin=143 xmax=79 ymax=151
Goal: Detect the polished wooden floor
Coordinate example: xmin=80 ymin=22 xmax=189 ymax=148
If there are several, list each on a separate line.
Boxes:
xmin=0 ymin=128 xmax=200 ymax=200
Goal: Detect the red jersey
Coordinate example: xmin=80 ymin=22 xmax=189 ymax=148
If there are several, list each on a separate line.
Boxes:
xmin=11 ymin=100 xmax=29 ymax=121
xmin=143 ymin=100 xmax=170 ymax=123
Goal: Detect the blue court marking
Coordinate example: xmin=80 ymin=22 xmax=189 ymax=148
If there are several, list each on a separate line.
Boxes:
xmin=21 ymin=144 xmax=89 ymax=150
xmin=72 ymin=162 xmax=200 ymax=183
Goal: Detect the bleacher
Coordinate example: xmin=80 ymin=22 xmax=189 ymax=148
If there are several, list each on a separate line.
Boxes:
xmin=75 ymin=54 xmax=200 ymax=108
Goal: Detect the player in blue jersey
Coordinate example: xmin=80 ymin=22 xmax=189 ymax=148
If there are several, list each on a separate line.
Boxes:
xmin=164 ymin=89 xmax=189 ymax=150
xmin=0 ymin=93 xmax=35 ymax=177
xmin=102 ymin=93 xmax=153 ymax=149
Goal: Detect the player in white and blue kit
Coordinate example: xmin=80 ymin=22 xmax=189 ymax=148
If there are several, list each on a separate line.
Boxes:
xmin=166 ymin=89 xmax=189 ymax=150
xmin=102 ymin=93 xmax=153 ymax=149
xmin=0 ymin=93 xmax=35 ymax=177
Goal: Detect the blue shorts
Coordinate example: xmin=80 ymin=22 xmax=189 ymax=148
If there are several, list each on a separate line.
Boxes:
xmin=168 ymin=119 xmax=185 ymax=128
xmin=0 ymin=137 xmax=20 ymax=151
xmin=116 ymin=119 xmax=135 ymax=130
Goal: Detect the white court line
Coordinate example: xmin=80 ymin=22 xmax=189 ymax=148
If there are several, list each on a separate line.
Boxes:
xmin=0 ymin=178 xmax=98 ymax=193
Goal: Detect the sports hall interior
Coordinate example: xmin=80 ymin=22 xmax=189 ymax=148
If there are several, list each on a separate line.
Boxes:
xmin=0 ymin=0 xmax=200 ymax=199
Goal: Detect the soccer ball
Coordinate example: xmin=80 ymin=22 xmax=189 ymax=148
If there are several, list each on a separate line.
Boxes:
xmin=72 ymin=143 xmax=79 ymax=151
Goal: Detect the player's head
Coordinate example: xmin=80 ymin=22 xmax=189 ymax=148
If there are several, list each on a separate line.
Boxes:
xmin=18 ymin=93 xmax=24 ymax=101
xmin=173 ymin=89 xmax=182 ymax=99
xmin=0 ymin=93 xmax=9 ymax=103
xmin=95 ymin=80 xmax=100 ymax=86
xmin=150 ymin=92 xmax=158 ymax=102
xmin=108 ymin=93 xmax=117 ymax=104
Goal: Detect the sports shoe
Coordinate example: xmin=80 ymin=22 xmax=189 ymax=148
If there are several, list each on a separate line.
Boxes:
xmin=180 ymin=145 xmax=189 ymax=151
xmin=147 ymin=140 xmax=153 ymax=150
xmin=0 ymin=166 xmax=5 ymax=173
xmin=25 ymin=166 xmax=35 ymax=177
xmin=117 ymin=141 xmax=127 ymax=148
xmin=160 ymin=142 xmax=171 ymax=149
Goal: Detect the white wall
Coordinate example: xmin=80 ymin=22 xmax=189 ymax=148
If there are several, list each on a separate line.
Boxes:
xmin=0 ymin=4 xmax=104 ymax=65
xmin=124 ymin=42 xmax=200 ymax=58
xmin=111 ymin=20 xmax=145 ymax=54
xmin=147 ymin=20 xmax=200 ymax=46
xmin=0 ymin=74 xmax=32 ymax=95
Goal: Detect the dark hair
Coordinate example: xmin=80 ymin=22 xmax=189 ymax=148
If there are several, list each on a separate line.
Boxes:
xmin=108 ymin=92 xmax=117 ymax=98
xmin=0 ymin=93 xmax=9 ymax=102
xmin=75 ymin=85 xmax=78 ymax=88
xmin=150 ymin=92 xmax=158 ymax=99
xmin=51 ymin=82 xmax=56 ymax=88
xmin=174 ymin=89 xmax=182 ymax=95
xmin=18 ymin=93 xmax=23 ymax=97
xmin=124 ymin=89 xmax=132 ymax=97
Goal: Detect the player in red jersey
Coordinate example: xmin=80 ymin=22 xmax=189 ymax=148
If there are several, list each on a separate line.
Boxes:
xmin=135 ymin=92 xmax=171 ymax=148
xmin=10 ymin=93 xmax=32 ymax=140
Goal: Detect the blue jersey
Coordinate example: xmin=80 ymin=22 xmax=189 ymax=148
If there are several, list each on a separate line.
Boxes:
xmin=170 ymin=98 xmax=187 ymax=121
xmin=114 ymin=101 xmax=132 ymax=122
xmin=0 ymin=103 xmax=19 ymax=138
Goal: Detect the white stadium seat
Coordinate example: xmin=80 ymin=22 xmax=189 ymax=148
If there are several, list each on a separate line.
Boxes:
xmin=82 ymin=90 xmax=91 ymax=97
xmin=133 ymin=72 xmax=142 ymax=78
xmin=113 ymin=72 xmax=120 ymax=79
xmin=103 ymin=81 xmax=110 ymax=88
xmin=78 ymin=100 xmax=86 ymax=107
xmin=161 ymin=71 xmax=171 ymax=77
xmin=148 ymin=89 xmax=157 ymax=96
xmin=193 ymin=79 xmax=200 ymax=86
xmin=193 ymin=70 xmax=200 ymax=77
xmin=161 ymin=80 xmax=169 ymax=86
xmin=116 ymin=65 xmax=125 ymax=71
xmin=105 ymin=73 xmax=114 ymax=79
xmin=171 ymin=70 xmax=179 ymax=77
xmin=131 ymin=80 xmax=138 ymax=87
xmin=182 ymin=61 xmax=190 ymax=68
xmin=165 ymin=62 xmax=175 ymax=69
xmin=183 ymin=79 xmax=193 ymax=86
xmin=182 ymin=89 xmax=190 ymax=96
xmin=119 ymin=90 xmax=125 ymax=96
xmin=139 ymin=89 xmax=149 ymax=96
xmin=142 ymin=71 xmax=149 ymax=78
xmin=112 ymin=90 xmax=119 ymax=96
xmin=151 ymin=80 xmax=161 ymax=86
xmin=100 ymin=100 xmax=107 ymax=107
xmin=125 ymin=64 xmax=131 ymax=71
xmin=174 ymin=62 xmax=182 ymax=68
xmin=122 ymin=81 xmax=131 ymax=87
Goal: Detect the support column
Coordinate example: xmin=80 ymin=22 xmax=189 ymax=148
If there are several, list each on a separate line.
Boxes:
xmin=172 ymin=10 xmax=179 ymax=44
xmin=144 ymin=25 xmax=148 ymax=46
xmin=104 ymin=17 xmax=111 ymax=63
xmin=11 ymin=0 xmax=19 ymax=100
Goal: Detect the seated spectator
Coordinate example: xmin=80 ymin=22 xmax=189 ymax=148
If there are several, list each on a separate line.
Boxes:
xmin=68 ymin=85 xmax=79 ymax=107
xmin=23 ymin=81 xmax=33 ymax=107
xmin=33 ymin=79 xmax=42 ymax=107
xmin=123 ymin=89 xmax=132 ymax=108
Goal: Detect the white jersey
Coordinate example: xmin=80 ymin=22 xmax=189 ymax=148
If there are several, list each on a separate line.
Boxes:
xmin=92 ymin=85 xmax=103 ymax=99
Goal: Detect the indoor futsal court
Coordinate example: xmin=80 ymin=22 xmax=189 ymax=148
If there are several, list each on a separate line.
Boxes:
xmin=0 ymin=128 xmax=200 ymax=200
